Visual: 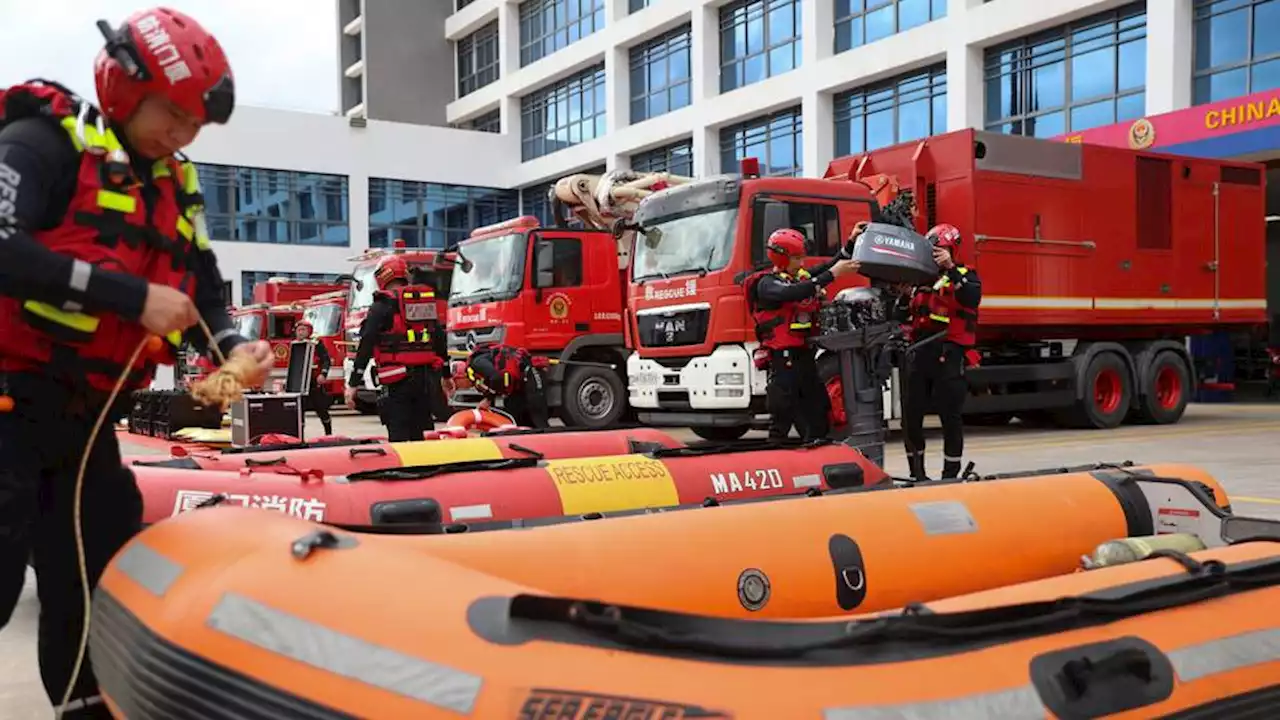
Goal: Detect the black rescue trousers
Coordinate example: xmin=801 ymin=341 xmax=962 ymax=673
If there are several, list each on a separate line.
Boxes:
xmin=766 ymin=347 xmax=831 ymax=441
xmin=0 ymin=373 xmax=142 ymax=718
xmin=377 ymin=366 xmax=449 ymax=441
xmin=902 ymin=340 xmax=968 ymax=481
xmin=501 ymin=366 xmax=550 ymax=429
xmin=304 ymin=382 xmax=333 ymax=436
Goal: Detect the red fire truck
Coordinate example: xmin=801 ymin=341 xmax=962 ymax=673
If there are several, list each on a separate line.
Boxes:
xmin=341 ymin=241 xmax=454 ymax=414
xmin=301 ymin=289 xmax=348 ymax=401
xmin=625 ymin=129 xmax=1267 ymax=439
xmin=444 ymin=170 xmax=687 ymax=427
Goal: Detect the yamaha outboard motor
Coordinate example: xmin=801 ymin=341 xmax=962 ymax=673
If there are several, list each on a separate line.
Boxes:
xmin=815 ymin=287 xmax=901 ymax=468
xmin=848 ymin=222 xmax=939 ymax=286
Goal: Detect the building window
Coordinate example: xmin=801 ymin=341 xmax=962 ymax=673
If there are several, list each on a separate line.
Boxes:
xmin=720 ymin=0 xmax=802 ymax=93
xmin=521 ymin=65 xmax=607 ymax=160
xmin=630 ymin=25 xmax=692 ymax=123
xmin=521 ymin=164 xmax=607 ymax=226
xmin=197 ymin=164 xmax=350 ymax=246
xmin=241 ymin=271 xmax=342 ymax=306
xmin=719 ymin=106 xmax=803 ymax=177
xmin=368 ymin=180 xmax=519 ymax=250
xmin=454 ymin=109 xmax=501 ymax=133
xmin=457 ymin=21 xmax=499 ymax=97
xmin=629 ymin=0 xmax=651 ymax=12
xmin=631 ymin=140 xmax=694 ymax=176
xmin=519 ymin=0 xmax=605 ymax=67
xmin=1193 ymin=0 xmax=1280 ymax=104
xmin=834 ymin=65 xmax=947 ymax=156
xmin=984 ymin=2 xmax=1147 ymax=138
xmin=456 ymin=0 xmax=475 ymax=10
xmin=834 ymin=0 xmax=947 ymax=54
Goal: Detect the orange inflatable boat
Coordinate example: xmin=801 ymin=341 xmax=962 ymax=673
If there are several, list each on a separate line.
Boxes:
xmin=90 ymin=469 xmax=1279 ymax=719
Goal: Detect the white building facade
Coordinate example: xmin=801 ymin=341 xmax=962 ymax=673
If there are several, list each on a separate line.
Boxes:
xmin=198 ymin=0 xmax=1273 ymax=303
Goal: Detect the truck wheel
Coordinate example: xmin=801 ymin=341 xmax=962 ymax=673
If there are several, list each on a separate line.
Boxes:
xmin=561 ymin=365 xmax=626 ymax=429
xmin=692 ymin=425 xmax=750 ymax=442
xmin=1062 ymin=353 xmax=1132 ymax=429
xmin=1134 ymin=352 xmax=1190 ymax=425
xmin=817 ymin=354 xmax=848 ymax=436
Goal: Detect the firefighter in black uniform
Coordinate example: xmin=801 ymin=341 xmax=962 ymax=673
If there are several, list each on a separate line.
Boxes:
xmin=294 ymin=320 xmax=333 ymax=436
xmin=346 ymin=255 xmax=450 ymax=441
xmin=901 ymin=223 xmax=982 ymax=481
xmin=0 ymin=9 xmax=275 ymax=716
xmin=465 ymin=344 xmax=550 ymax=428
xmin=744 ymin=227 xmax=860 ymax=441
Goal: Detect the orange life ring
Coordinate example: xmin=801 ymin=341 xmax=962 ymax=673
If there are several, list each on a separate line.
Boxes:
xmin=444 ymin=408 xmax=519 ymax=433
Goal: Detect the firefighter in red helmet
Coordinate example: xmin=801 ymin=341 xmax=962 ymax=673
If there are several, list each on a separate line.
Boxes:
xmin=465 ymin=344 xmax=550 ymax=429
xmin=0 ymin=8 xmax=273 ymax=716
xmin=346 ymin=254 xmax=450 ymax=440
xmin=901 ymin=223 xmax=982 ymax=481
xmin=294 ymin=320 xmax=334 ymax=436
xmin=744 ymin=227 xmax=860 ymax=441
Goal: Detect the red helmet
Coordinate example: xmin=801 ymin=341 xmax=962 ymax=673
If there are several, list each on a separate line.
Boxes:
xmin=926 ymin=223 xmax=962 ymax=251
xmin=94 ymin=8 xmax=235 ymax=125
xmin=295 ymin=320 xmax=313 ymax=337
xmin=374 ymin=255 xmax=410 ymax=289
xmin=765 ymin=228 xmax=807 ymax=268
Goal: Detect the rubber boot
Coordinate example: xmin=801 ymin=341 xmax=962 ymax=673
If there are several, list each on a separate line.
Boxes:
xmin=941 ymin=459 xmax=961 ymax=480
xmin=907 ymin=452 xmax=930 ymax=482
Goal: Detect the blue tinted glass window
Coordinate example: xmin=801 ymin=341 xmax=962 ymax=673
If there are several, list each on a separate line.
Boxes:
xmin=521 ymin=65 xmax=608 ymax=160
xmin=520 ymin=164 xmax=607 ymax=227
xmin=520 ymin=0 xmax=606 ymax=67
xmin=719 ymin=106 xmax=803 ymax=177
xmin=457 ymin=21 xmax=500 ymax=97
xmin=367 ymin=180 xmax=518 ymax=250
xmin=454 ymin=109 xmax=501 ymax=134
xmin=719 ymin=0 xmax=802 ymax=93
xmin=834 ymin=0 xmax=947 ymax=54
xmin=630 ymin=25 xmax=693 ymax=123
xmin=983 ymin=2 xmax=1146 ymax=136
xmin=629 ymin=0 xmax=650 ymax=12
xmin=1193 ymin=0 xmax=1280 ymax=104
xmin=240 ymin=271 xmax=342 ymax=305
xmin=631 ymin=140 xmax=695 ymax=176
xmin=194 ymin=164 xmax=350 ymax=247
xmin=833 ymin=65 xmax=947 ymax=156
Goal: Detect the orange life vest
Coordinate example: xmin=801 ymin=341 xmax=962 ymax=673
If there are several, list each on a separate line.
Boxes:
xmin=0 ymin=82 xmax=206 ymax=393
xmin=744 ymin=267 xmax=822 ymax=351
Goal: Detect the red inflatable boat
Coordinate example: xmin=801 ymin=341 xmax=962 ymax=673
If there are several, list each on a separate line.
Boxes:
xmin=127 ymin=427 xmax=682 ymax=477
xmin=135 ymin=439 xmax=883 ymax=527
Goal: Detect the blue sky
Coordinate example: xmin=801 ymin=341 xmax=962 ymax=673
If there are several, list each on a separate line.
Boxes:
xmin=0 ymin=0 xmax=339 ymax=114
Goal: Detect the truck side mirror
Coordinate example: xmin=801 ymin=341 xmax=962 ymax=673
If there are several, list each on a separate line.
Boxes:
xmin=533 ymin=240 xmax=555 ymax=288
xmin=760 ymin=201 xmax=790 ymax=239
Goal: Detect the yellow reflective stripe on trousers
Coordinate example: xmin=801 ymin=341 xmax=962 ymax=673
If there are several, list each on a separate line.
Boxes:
xmin=206 ymin=592 xmax=482 ymax=713
xmin=97 ymin=190 xmax=137 ymax=214
xmin=22 ymin=300 xmax=99 ymax=332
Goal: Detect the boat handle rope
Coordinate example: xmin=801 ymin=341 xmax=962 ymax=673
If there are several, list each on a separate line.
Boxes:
xmin=58 ymin=315 xmax=229 ymax=719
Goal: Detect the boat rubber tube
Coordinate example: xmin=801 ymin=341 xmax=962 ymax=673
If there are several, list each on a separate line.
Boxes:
xmin=126 ymin=426 xmax=683 ymax=476
xmin=89 ymin=492 xmax=1280 ymax=720
xmin=133 ymin=439 xmax=884 ymax=526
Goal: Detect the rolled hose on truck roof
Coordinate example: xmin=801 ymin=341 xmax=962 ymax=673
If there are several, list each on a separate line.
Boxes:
xmin=132 ymin=437 xmax=885 ymax=527
xmin=90 ymin=470 xmax=1280 ymax=720
xmin=125 ymin=425 xmax=684 ymax=476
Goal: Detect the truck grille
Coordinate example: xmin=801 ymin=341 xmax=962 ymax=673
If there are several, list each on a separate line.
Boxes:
xmin=636 ymin=308 xmax=709 ymax=348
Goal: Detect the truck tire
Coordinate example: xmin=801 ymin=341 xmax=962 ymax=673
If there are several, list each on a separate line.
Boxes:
xmin=1060 ymin=352 xmax=1132 ymax=429
xmin=1133 ymin=351 xmax=1191 ymax=425
xmin=561 ymin=365 xmax=626 ymax=429
xmin=691 ymin=425 xmax=750 ymax=442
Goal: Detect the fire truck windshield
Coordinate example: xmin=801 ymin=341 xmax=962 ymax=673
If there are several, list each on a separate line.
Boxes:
xmin=348 ymin=263 xmax=379 ymax=311
xmin=632 ymin=207 xmax=738 ymax=282
xmin=234 ymin=313 xmax=263 ymax=340
xmin=303 ymin=303 xmax=343 ymax=337
xmin=450 ymin=232 xmax=526 ymax=303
